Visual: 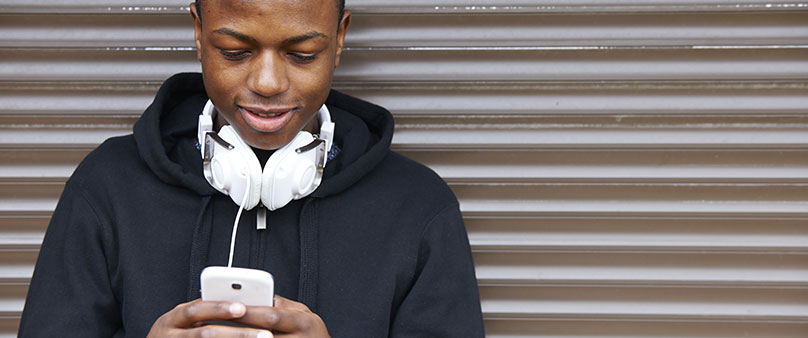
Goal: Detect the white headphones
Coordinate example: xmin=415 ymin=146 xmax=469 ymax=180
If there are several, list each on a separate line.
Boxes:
xmin=197 ymin=100 xmax=335 ymax=211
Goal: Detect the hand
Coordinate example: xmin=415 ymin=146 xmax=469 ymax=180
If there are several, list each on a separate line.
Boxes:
xmin=147 ymin=299 xmax=272 ymax=337
xmin=235 ymin=296 xmax=330 ymax=338
xmin=147 ymin=296 xmax=329 ymax=338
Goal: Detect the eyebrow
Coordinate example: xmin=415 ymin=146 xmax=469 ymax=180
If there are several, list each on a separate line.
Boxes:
xmin=212 ymin=28 xmax=328 ymax=45
xmin=213 ymin=28 xmax=256 ymax=43
xmin=284 ymin=31 xmax=328 ymax=44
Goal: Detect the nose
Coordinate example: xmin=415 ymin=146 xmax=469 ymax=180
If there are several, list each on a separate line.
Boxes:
xmin=247 ymin=52 xmax=289 ymax=97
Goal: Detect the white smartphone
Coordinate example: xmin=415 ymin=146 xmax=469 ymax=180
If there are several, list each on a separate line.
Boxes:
xmin=201 ymin=266 xmax=275 ymax=307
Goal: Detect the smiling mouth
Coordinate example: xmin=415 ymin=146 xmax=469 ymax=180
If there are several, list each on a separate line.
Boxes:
xmin=250 ymin=110 xmax=287 ymax=118
xmin=242 ymin=106 xmax=294 ymax=115
xmin=238 ymin=106 xmax=296 ymax=133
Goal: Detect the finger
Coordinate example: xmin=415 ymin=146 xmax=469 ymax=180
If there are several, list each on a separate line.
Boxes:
xmin=235 ymin=306 xmax=319 ymax=333
xmin=187 ymin=324 xmax=273 ymax=338
xmin=164 ymin=299 xmax=248 ymax=328
xmin=273 ymin=295 xmax=309 ymax=311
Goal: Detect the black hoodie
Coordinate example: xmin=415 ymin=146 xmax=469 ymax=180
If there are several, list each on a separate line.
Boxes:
xmin=19 ymin=73 xmax=484 ymax=337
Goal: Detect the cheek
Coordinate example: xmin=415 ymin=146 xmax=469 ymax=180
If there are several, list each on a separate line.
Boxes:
xmin=201 ymin=60 xmax=243 ymax=100
xmin=291 ymin=62 xmax=333 ymax=95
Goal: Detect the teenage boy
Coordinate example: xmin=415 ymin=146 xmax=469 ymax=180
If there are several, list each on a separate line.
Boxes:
xmin=19 ymin=1 xmax=484 ymax=337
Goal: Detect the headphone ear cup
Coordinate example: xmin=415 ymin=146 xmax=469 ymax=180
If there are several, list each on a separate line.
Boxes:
xmin=261 ymin=132 xmax=320 ymax=211
xmin=215 ymin=126 xmax=263 ymax=209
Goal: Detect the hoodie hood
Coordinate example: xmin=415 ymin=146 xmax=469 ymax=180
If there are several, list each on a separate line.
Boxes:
xmin=133 ymin=72 xmax=394 ymax=199
xmin=133 ymin=73 xmax=214 ymax=196
xmin=132 ymin=73 xmax=395 ymax=310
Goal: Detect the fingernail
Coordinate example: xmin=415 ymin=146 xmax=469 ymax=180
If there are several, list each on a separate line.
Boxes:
xmin=257 ymin=330 xmax=273 ymax=338
xmin=229 ymin=302 xmax=246 ymax=316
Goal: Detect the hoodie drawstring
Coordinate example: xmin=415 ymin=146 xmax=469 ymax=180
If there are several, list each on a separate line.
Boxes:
xmin=298 ymin=199 xmax=320 ymax=312
xmin=186 ymin=195 xmax=214 ymax=301
xmin=185 ymin=195 xmax=320 ymax=310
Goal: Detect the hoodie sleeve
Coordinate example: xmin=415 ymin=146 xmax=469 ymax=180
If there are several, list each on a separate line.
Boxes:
xmin=389 ymin=203 xmax=485 ymax=337
xmin=19 ymin=181 xmax=122 ymax=337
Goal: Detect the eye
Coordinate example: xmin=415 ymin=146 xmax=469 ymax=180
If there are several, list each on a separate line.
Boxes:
xmin=289 ymin=52 xmax=318 ymax=63
xmin=219 ymin=50 xmax=249 ymax=61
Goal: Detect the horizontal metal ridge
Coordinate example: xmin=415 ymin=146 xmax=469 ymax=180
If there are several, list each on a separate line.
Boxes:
xmin=0 ymin=244 xmax=38 ymax=253
xmin=0 ymin=272 xmax=35 ymax=285
xmin=4 ymin=11 xmax=806 ymax=54
xmin=476 ymin=279 xmax=808 ymax=289
xmin=392 ymin=133 xmax=808 ymax=150
xmin=0 ymin=5 xmax=188 ymax=15
xmin=0 ymin=211 xmax=52 ymax=218
xmin=350 ymin=79 xmax=808 ymax=90
xmin=0 ymin=80 xmax=162 ymax=91
xmin=482 ymin=313 xmax=808 ymax=324
xmin=3 ymin=144 xmax=806 ymax=153
xmin=0 ymin=46 xmax=194 ymax=52
xmin=446 ymin=177 xmax=808 ymax=185
xmin=0 ymin=311 xmax=19 ymax=320
xmin=3 ymin=79 xmax=807 ymax=116
xmin=394 ymin=115 xmax=808 ymax=128
xmin=471 ymin=245 xmax=808 ymax=255
xmin=0 ymin=131 xmax=130 ymax=148
xmin=459 ymin=208 xmax=808 ymax=218
xmin=3 ymin=44 xmax=807 ymax=52
xmin=4 ymin=148 xmax=808 ymax=181
xmin=483 ymin=210 xmax=808 ymax=219
xmin=3 ymin=244 xmax=805 ymax=257
xmin=0 ymin=279 xmax=29 ymax=287
xmin=351 ymin=3 xmax=808 ymax=15
xmin=4 ymin=118 xmax=807 ymax=149
xmin=1 ymin=277 xmax=804 ymax=290
xmin=1 ymin=276 xmax=805 ymax=289
xmin=7 ymin=179 xmax=808 ymax=188
xmin=3 ymin=79 xmax=806 ymax=91
xmin=392 ymin=113 xmax=808 ymax=148
xmin=467 ymin=220 xmax=808 ymax=252
xmin=480 ymin=285 xmax=808 ymax=323
xmin=481 ymin=320 xmax=808 ymax=338
xmin=15 ymin=175 xmax=808 ymax=186
xmin=5 ymin=218 xmax=808 ymax=253
xmin=0 ymin=311 xmax=792 ymax=326
xmin=0 ymin=145 xmax=97 ymax=151
xmin=2 ymin=2 xmax=807 ymax=15
xmin=15 ymin=48 xmax=807 ymax=82
xmin=348 ymin=45 xmax=808 ymax=51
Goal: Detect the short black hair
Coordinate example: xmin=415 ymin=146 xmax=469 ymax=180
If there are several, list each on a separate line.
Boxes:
xmin=195 ymin=0 xmax=346 ymax=25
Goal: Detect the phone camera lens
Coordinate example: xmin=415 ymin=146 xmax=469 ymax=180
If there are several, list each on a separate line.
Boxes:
xmin=231 ymin=283 xmax=242 ymax=290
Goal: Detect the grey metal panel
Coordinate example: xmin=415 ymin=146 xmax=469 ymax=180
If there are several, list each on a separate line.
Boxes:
xmin=1 ymin=1 xmax=807 ymax=337
xmin=3 ymin=48 xmax=807 ymax=82
xmin=5 ymin=12 xmax=808 ymax=48
xmin=1 ymin=1 xmax=806 ymax=14
xmin=339 ymin=80 xmax=808 ymax=114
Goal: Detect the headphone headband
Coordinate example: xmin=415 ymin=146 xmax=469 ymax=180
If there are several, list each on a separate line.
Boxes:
xmin=198 ymin=100 xmax=335 ymax=210
xmin=198 ymin=101 xmax=334 ymax=160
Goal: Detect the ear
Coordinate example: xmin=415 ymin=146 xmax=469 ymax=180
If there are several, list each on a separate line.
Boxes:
xmin=190 ymin=2 xmax=203 ymax=61
xmin=334 ymin=10 xmax=351 ymax=68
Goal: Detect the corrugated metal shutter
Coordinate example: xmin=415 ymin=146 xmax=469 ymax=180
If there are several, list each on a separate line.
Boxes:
xmin=2 ymin=1 xmax=807 ymax=337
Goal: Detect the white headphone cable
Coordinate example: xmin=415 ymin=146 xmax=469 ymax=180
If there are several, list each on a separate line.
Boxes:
xmin=227 ymin=174 xmax=250 ymax=268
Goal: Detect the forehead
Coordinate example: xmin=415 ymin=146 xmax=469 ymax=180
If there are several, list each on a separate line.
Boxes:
xmin=200 ymin=0 xmax=341 ymax=42
xmin=202 ymin=0 xmax=339 ymax=22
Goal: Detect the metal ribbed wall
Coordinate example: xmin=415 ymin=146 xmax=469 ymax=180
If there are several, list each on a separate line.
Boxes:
xmin=2 ymin=1 xmax=808 ymax=337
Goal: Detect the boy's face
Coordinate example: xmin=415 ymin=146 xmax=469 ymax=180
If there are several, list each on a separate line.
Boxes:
xmin=191 ymin=0 xmax=349 ymax=150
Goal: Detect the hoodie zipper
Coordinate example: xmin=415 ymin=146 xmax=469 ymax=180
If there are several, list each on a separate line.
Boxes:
xmin=257 ymin=204 xmax=267 ymax=230
xmin=251 ymin=204 xmax=268 ymax=269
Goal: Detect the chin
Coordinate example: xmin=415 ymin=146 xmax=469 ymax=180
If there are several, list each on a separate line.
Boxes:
xmin=249 ymin=137 xmax=289 ymax=151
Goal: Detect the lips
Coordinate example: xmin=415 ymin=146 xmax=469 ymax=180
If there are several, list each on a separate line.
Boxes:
xmin=239 ymin=105 xmax=296 ymax=133
xmin=253 ymin=111 xmax=285 ymax=118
